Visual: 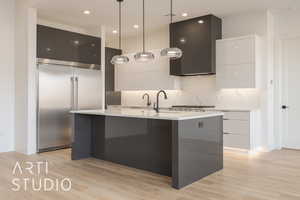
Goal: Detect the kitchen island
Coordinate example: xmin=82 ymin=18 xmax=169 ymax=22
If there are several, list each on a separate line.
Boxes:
xmin=71 ymin=108 xmax=224 ymax=189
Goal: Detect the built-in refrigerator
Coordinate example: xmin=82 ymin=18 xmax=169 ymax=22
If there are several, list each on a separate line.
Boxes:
xmin=37 ymin=60 xmax=102 ymax=152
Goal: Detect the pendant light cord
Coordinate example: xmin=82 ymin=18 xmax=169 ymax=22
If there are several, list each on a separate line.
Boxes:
xmin=170 ymin=0 xmax=173 ymax=23
xmin=170 ymin=0 xmax=173 ymax=48
xmin=143 ymin=0 xmax=145 ymax=52
xmin=119 ymin=1 xmax=122 ymax=49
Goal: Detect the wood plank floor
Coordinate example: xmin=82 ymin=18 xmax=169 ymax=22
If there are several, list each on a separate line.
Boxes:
xmin=0 ymin=149 xmax=299 ymax=200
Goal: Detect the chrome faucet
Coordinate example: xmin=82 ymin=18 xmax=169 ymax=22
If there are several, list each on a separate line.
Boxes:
xmin=154 ymin=90 xmax=168 ymax=113
xmin=142 ymin=93 xmax=151 ymax=107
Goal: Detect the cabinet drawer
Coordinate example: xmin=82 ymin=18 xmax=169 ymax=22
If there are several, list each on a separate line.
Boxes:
xmin=224 ymin=133 xmax=250 ymax=149
xmin=223 ymin=112 xmax=250 ymax=121
xmin=224 ymin=120 xmax=250 ymax=135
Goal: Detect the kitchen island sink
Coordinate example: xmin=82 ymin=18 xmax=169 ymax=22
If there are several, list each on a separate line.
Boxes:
xmin=71 ymin=108 xmax=224 ymax=189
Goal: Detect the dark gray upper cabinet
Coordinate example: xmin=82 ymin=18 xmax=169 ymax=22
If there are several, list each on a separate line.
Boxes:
xmin=170 ymin=15 xmax=222 ymax=76
xmin=105 ymin=47 xmax=121 ymax=106
xmin=37 ymin=25 xmax=101 ymax=65
xmin=105 ymin=47 xmax=121 ymax=92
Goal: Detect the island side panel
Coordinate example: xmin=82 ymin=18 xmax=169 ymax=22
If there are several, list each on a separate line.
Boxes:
xmin=91 ymin=116 xmax=106 ymax=159
xmin=172 ymin=116 xmax=223 ymax=189
xmin=72 ymin=114 xmax=93 ymax=160
xmin=104 ymin=117 xmax=172 ymax=176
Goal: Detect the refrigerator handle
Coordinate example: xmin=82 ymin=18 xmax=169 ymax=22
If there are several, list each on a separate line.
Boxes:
xmin=75 ymin=77 xmax=79 ymax=110
xmin=70 ymin=77 xmax=75 ymax=110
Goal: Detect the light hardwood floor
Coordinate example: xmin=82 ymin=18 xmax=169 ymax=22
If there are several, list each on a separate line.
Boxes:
xmin=0 ymin=149 xmax=299 ymax=200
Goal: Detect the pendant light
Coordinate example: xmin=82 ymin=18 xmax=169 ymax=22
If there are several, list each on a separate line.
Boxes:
xmin=160 ymin=0 xmax=182 ymax=59
xmin=111 ymin=0 xmax=129 ymax=65
xmin=134 ymin=0 xmax=155 ymax=62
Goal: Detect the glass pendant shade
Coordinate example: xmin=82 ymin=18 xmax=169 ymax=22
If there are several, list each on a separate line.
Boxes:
xmin=134 ymin=51 xmax=155 ymax=62
xmin=134 ymin=0 xmax=154 ymax=63
xmin=161 ymin=0 xmax=183 ymax=59
xmin=111 ymin=55 xmax=129 ymax=65
xmin=160 ymin=47 xmax=182 ymax=59
xmin=110 ymin=0 xmax=129 ymax=65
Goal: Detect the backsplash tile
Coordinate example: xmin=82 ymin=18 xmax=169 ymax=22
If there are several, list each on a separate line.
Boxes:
xmin=121 ymin=76 xmax=260 ymax=110
xmin=216 ymin=88 xmax=260 ymax=109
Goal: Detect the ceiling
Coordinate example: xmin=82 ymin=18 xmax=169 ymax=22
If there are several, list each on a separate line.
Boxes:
xmin=29 ymin=0 xmax=299 ymax=36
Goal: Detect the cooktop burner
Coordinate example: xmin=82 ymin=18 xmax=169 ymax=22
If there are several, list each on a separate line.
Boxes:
xmin=172 ymin=105 xmax=215 ymax=109
xmin=170 ymin=105 xmax=215 ymax=112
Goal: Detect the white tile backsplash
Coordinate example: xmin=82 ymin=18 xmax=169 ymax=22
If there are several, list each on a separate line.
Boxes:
xmin=180 ymin=75 xmax=217 ymax=106
xmin=216 ymin=89 xmax=261 ymax=109
xmin=121 ymin=90 xmax=183 ymax=108
xmin=121 ymin=76 xmax=260 ymax=110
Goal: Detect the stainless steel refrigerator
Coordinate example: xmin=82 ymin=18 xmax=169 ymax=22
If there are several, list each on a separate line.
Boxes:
xmin=37 ymin=59 xmax=102 ymax=152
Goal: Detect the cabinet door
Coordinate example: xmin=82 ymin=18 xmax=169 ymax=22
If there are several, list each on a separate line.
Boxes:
xmin=224 ymin=120 xmax=250 ymax=135
xmin=217 ymin=37 xmax=254 ymax=65
xmin=37 ymin=25 xmax=67 ymax=60
xmin=37 ymin=25 xmax=101 ymax=65
xmin=222 ymin=112 xmax=251 ymax=150
xmin=171 ymin=17 xmax=211 ymax=75
xmin=105 ymin=48 xmax=121 ymax=91
xmin=105 ymin=48 xmax=122 ymax=106
xmin=216 ymin=63 xmax=255 ymax=88
xmin=73 ymin=33 xmax=101 ymax=65
xmin=170 ymin=15 xmax=221 ymax=75
xmin=224 ymin=134 xmax=250 ymax=150
xmin=223 ymin=112 xmax=250 ymax=121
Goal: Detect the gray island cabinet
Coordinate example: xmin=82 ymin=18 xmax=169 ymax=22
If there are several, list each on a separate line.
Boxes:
xmin=71 ymin=109 xmax=224 ymax=189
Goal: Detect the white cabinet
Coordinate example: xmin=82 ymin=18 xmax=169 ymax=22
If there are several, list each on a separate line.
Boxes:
xmin=115 ymin=49 xmax=181 ymax=91
xmin=220 ymin=110 xmax=261 ymax=152
xmin=216 ymin=35 xmax=262 ymax=89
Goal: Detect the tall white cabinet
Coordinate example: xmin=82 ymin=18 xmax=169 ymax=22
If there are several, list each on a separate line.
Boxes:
xmin=216 ymin=35 xmax=263 ymax=89
xmin=216 ymin=35 xmax=264 ymax=153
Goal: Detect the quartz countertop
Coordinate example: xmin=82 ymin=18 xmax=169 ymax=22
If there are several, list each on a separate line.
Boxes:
xmin=71 ymin=108 xmax=224 ymax=121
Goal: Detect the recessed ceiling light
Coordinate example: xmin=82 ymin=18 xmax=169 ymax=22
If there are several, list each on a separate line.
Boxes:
xmin=180 ymin=38 xmax=186 ymax=44
xmin=133 ymin=24 xmax=139 ymax=29
xmin=112 ymin=30 xmax=118 ymax=34
xmin=182 ymin=13 xmax=188 ymax=17
xmin=83 ymin=10 xmax=91 ymax=15
xmin=198 ymin=20 xmax=204 ymax=24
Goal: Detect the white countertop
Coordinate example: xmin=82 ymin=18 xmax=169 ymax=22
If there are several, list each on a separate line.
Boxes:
xmin=71 ymin=108 xmax=224 ymax=121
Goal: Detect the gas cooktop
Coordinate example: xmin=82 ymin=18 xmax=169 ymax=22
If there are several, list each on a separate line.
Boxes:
xmin=170 ymin=105 xmax=215 ymax=112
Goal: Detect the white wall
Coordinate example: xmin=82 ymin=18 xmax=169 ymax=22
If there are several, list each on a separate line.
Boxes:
xmin=222 ymin=12 xmax=267 ymax=38
xmin=0 ymin=0 xmax=15 ymax=152
xmin=106 ymin=26 xmax=169 ymax=52
xmin=14 ymin=0 xmax=37 ymax=154
xmin=37 ymin=18 xmax=101 ymax=37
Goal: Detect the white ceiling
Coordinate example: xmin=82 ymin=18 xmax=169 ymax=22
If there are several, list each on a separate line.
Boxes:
xmin=29 ymin=0 xmax=299 ymax=36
